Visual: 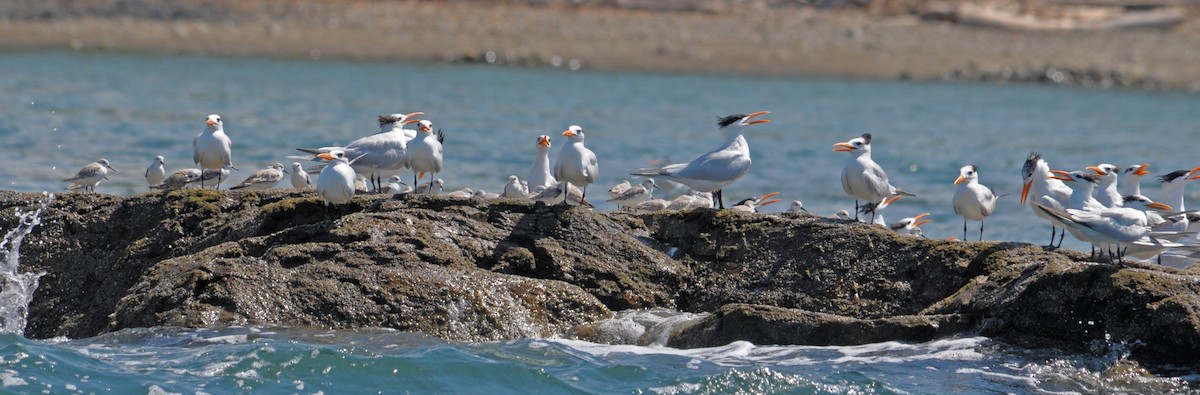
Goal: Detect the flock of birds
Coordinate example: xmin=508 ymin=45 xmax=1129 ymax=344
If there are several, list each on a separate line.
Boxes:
xmin=59 ymin=110 xmax=1200 ymax=267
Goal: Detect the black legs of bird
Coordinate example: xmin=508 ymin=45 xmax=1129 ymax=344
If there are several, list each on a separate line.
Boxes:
xmin=715 ymin=189 xmax=725 ymax=209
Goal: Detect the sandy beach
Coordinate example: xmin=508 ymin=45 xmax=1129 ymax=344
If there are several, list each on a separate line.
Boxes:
xmin=1 ymin=0 xmax=1199 ymax=89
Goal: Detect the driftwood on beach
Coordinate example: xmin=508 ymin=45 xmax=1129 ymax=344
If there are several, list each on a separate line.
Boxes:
xmin=950 ymin=3 xmax=1185 ymax=31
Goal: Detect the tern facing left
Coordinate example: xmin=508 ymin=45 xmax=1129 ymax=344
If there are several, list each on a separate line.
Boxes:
xmin=64 ymin=158 xmax=117 ymax=192
xmin=630 ymin=112 xmax=770 ymax=209
xmin=953 ymin=165 xmax=1000 ymax=241
xmin=553 ymin=125 xmax=599 ymax=205
xmin=193 ymin=114 xmax=235 ymax=187
xmin=404 ymin=120 xmax=444 ymax=187
xmin=833 ymin=133 xmax=915 ymax=222
xmin=316 ymin=150 xmax=358 ymax=206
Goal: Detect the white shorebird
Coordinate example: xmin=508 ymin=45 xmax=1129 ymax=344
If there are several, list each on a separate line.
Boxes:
xmin=297 ymin=112 xmax=423 ymax=191
xmin=1119 ymin=163 xmax=1149 ymax=197
xmin=503 ymin=175 xmax=528 ymax=199
xmin=187 ymin=168 xmax=230 ymax=189
xmin=553 ymin=125 xmax=599 ymax=205
xmin=1149 ymin=168 xmax=1200 ymax=233
xmin=1034 ymin=194 xmax=1172 ymax=263
xmin=833 ymin=133 xmax=915 ymax=223
xmin=193 ymin=114 xmax=235 ymax=188
xmin=1020 ymin=151 xmax=1073 ymax=248
xmin=788 ymin=200 xmax=808 ymax=213
xmin=631 ymin=112 xmax=771 ymax=209
xmin=64 ymin=158 xmax=117 ymax=192
xmin=1088 ymin=164 xmax=1122 ymax=208
xmin=607 ymin=180 xmax=631 ymax=200
xmin=633 ymin=198 xmax=670 ymax=212
xmin=607 ymin=179 xmax=659 ymax=209
xmin=527 ymin=135 xmax=557 ymax=192
xmin=354 ymin=176 xmax=369 ymax=194
xmin=835 ymin=210 xmax=852 ymax=221
xmin=953 ymin=165 xmax=1001 ymax=241
xmin=316 ymin=150 xmax=358 ymax=206
xmin=151 ymin=168 xmax=202 ymax=191
xmin=290 ymin=162 xmax=312 ymax=189
xmin=380 ymin=175 xmax=411 ymax=195
xmin=230 ymin=163 xmax=288 ymax=191
xmin=405 ymin=120 xmax=444 ymax=188
xmin=145 ymin=155 xmax=166 ymax=187
xmin=447 ymin=188 xmax=474 ymax=199
xmin=729 ymin=192 xmax=781 ymax=214
xmin=414 ymin=178 xmax=445 ymax=195
xmin=890 ymin=213 xmax=931 ymax=236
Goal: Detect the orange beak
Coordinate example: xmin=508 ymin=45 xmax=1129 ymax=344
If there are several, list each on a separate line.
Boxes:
xmin=420 ymin=124 xmax=431 ymax=132
xmin=563 ymin=129 xmax=576 ymax=137
xmin=1148 ymin=202 xmax=1173 ymax=211
xmin=954 ymin=175 xmax=967 ymax=185
xmin=745 ymin=111 xmax=772 ymax=125
xmin=913 ymin=212 xmax=932 ymax=227
xmin=1086 ymin=166 xmax=1107 ymax=175
xmin=206 ymin=118 xmax=217 ymax=126
xmin=759 ymin=191 xmax=781 ymax=201
xmin=883 ymin=195 xmax=903 ymax=206
xmin=832 ymin=142 xmax=855 ymax=152
xmin=1188 ymin=166 xmax=1200 ymax=180
xmin=1019 ymin=180 xmax=1031 ymax=206
xmin=538 ymin=135 xmax=550 ymax=147
xmin=759 ymin=198 xmax=782 ymax=207
xmin=405 ymin=111 xmax=425 ymax=119
xmin=1134 ymin=163 xmax=1150 ymax=176
xmin=316 ymin=152 xmax=335 ymax=161
xmin=404 ymin=119 xmax=422 ymax=125
xmin=1049 ymin=170 xmax=1072 ymax=182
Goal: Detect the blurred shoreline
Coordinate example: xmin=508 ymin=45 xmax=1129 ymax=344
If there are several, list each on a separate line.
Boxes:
xmin=2 ymin=0 xmax=1200 ymax=90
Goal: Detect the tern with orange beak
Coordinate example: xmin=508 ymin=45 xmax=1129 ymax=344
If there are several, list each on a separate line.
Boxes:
xmin=1119 ymin=163 xmax=1150 ymax=197
xmin=404 ymin=120 xmax=444 ymax=188
xmin=1019 ymin=151 xmax=1072 ymax=248
xmin=1087 ymin=164 xmax=1122 ymax=208
xmin=1033 ymin=194 xmax=1172 ymax=263
xmin=316 ymin=149 xmax=358 ymax=207
xmin=890 ymin=213 xmax=931 ymax=236
xmin=953 ymin=165 xmax=1001 ymax=241
xmin=833 ymin=133 xmax=915 ymax=223
xmin=297 ymin=112 xmax=423 ymax=192
xmin=630 ymin=111 xmax=771 ymax=209
xmin=729 ymin=192 xmax=781 ymax=214
xmin=193 ymin=114 xmax=235 ymax=188
xmin=528 ymin=135 xmax=557 ymax=193
xmin=554 ymin=125 xmax=599 ymax=205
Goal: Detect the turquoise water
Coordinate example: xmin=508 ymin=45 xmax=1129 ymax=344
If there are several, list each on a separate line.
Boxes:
xmin=3 ymin=50 xmax=1200 ymax=392
xmin=0 ymin=327 xmax=1193 ymax=394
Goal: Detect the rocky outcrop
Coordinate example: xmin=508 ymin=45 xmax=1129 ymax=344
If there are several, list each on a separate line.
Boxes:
xmin=0 ymin=189 xmax=1198 ymax=371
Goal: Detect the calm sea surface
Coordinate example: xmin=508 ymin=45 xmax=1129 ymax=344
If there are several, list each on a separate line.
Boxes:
xmin=2 ymin=50 xmax=1200 ymax=392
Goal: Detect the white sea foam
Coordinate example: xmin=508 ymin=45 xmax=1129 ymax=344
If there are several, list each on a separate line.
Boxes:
xmin=0 ymin=194 xmax=51 ymax=336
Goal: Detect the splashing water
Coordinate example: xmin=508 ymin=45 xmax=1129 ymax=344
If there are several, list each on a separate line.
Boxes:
xmin=0 ymin=193 xmax=51 ymax=336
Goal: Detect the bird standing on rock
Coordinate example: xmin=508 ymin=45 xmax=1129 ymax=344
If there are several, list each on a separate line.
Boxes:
xmin=953 ymin=164 xmax=1000 ymax=241
xmin=64 ymin=158 xmax=117 ymax=192
xmin=145 ymin=155 xmax=166 ymax=187
xmin=316 ymin=150 xmax=357 ymax=207
xmin=193 ymin=114 xmax=235 ymax=188
xmin=290 ymin=162 xmax=312 ymax=189
xmin=405 ymin=120 xmax=444 ymax=189
xmin=833 ymin=133 xmax=914 ymax=223
xmin=553 ymin=125 xmax=598 ymax=205
xmin=230 ymin=163 xmax=288 ymax=191
xmin=630 ymin=112 xmax=770 ymax=209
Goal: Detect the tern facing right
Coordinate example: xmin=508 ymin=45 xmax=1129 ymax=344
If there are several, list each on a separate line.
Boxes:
xmin=193 ymin=114 xmax=235 ymax=187
xmin=151 ymin=169 xmax=202 ymax=191
xmin=607 ymin=179 xmax=659 ymax=208
xmin=1120 ymin=163 xmax=1149 ymax=197
xmin=890 ymin=213 xmax=931 ymax=236
xmin=64 ymin=158 xmax=117 ymax=192
xmin=952 ymin=165 xmax=1000 ymax=241
xmin=230 ymin=163 xmax=288 ymax=191
xmin=297 ymin=112 xmax=423 ymax=191
xmin=833 ymin=133 xmax=914 ymax=223
xmin=1034 ymin=194 xmax=1172 ymax=263
xmin=631 ymin=112 xmax=771 ymax=209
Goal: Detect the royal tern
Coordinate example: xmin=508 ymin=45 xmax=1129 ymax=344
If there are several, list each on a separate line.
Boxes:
xmin=1050 ymin=170 xmax=1120 ymax=257
xmin=290 ymin=162 xmax=312 ymax=189
xmin=380 ymin=175 xmax=411 ymax=195
xmin=631 ymin=112 xmax=771 ymax=209
xmin=553 ymin=125 xmax=599 ymax=205
xmin=607 ymin=180 xmax=631 ymax=200
xmin=145 ymin=155 xmax=166 ymax=187
xmin=193 ymin=114 xmax=235 ymax=188
xmin=405 ymin=120 xmax=444 ymax=187
xmin=316 ymin=150 xmax=358 ymax=206
xmin=151 ymin=169 xmax=202 ymax=191
xmin=833 ymin=133 xmax=915 ymax=223
xmin=1088 ymin=164 xmax=1122 ymax=208
xmin=1020 ymin=152 xmax=1073 ymax=248
xmin=890 ymin=213 xmax=931 ymax=236
xmin=953 ymin=165 xmax=1000 ymax=241
xmin=64 ymin=158 xmax=116 ymax=192
xmin=504 ymin=175 xmax=528 ymax=199
xmin=1120 ymin=163 xmax=1149 ymax=197
xmin=414 ymin=178 xmax=445 ymax=195
xmin=788 ymin=200 xmax=808 ymax=213
xmin=527 ymin=135 xmax=557 ymax=191
xmin=1034 ymin=194 xmax=1172 ymax=263
xmin=297 ymin=112 xmax=423 ymax=191
xmin=230 ymin=163 xmax=288 ymax=191
xmin=607 ymin=179 xmax=659 ymax=208
xmin=729 ymin=192 xmax=781 ymax=214
xmin=1150 ymin=168 xmax=1200 ymax=233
